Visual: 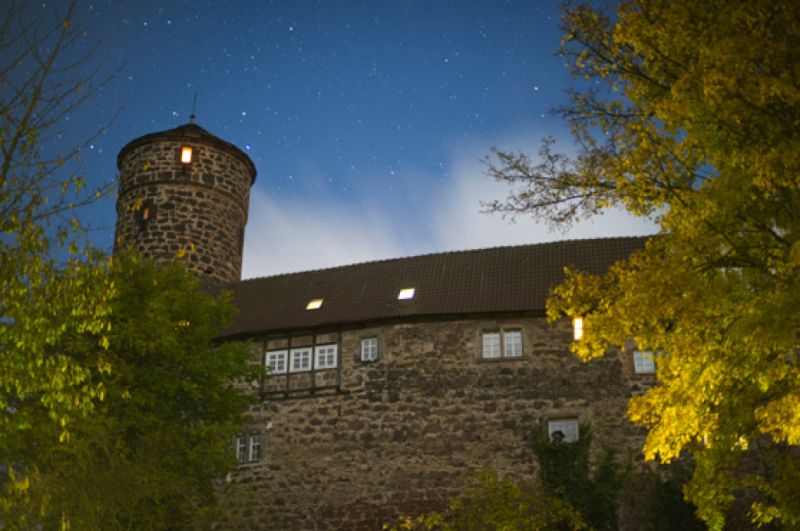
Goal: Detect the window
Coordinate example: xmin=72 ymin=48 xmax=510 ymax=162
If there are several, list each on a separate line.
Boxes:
xmin=315 ymin=344 xmax=337 ymax=369
xmin=236 ymin=435 xmax=247 ymax=462
xmin=361 ymin=337 xmax=379 ymax=362
xmin=482 ymin=329 xmax=523 ymax=358
xmin=265 ymin=350 xmax=287 ymax=374
xmin=548 ymin=418 xmax=579 ymax=443
xmin=633 ymin=350 xmax=656 ymax=374
xmin=180 ymin=145 xmax=193 ymax=163
xmin=504 ymin=330 xmax=522 ymax=357
xmin=482 ymin=332 xmax=501 ymax=358
xmin=306 ymin=298 xmax=323 ymax=310
xmin=249 ymin=434 xmax=262 ymax=461
xmin=290 ymin=347 xmax=312 ymax=372
xmin=398 ymin=288 xmax=415 ymax=300
xmin=235 ymin=434 xmax=261 ymax=463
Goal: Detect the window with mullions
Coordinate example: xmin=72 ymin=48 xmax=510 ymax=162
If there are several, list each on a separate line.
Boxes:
xmin=482 ymin=329 xmax=523 ymax=359
xmin=361 ymin=337 xmax=379 ymax=362
xmin=315 ymin=344 xmax=338 ymax=369
xmin=235 ymin=434 xmax=261 ymax=463
xmin=633 ymin=350 xmax=656 ymax=374
xmin=265 ymin=350 xmax=287 ymax=374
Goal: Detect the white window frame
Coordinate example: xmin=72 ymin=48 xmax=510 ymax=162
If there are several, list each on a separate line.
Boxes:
xmin=265 ymin=350 xmax=287 ymax=374
xmin=290 ymin=347 xmax=312 ymax=372
xmin=548 ymin=418 xmax=579 ymax=443
xmin=482 ymin=329 xmax=523 ymax=358
xmin=503 ymin=330 xmax=523 ymax=357
xmin=315 ymin=344 xmax=338 ymax=369
xmin=482 ymin=332 xmax=501 ymax=358
xmin=361 ymin=337 xmax=379 ymax=362
xmin=633 ymin=350 xmax=656 ymax=374
xmin=249 ymin=434 xmax=262 ymax=461
xmin=235 ymin=435 xmax=248 ymax=463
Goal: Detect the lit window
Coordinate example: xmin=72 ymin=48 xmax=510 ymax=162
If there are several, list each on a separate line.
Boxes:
xmin=482 ymin=329 xmax=523 ymax=359
xmin=573 ymin=317 xmax=583 ymax=341
xmin=398 ymin=288 xmax=415 ymax=300
xmin=361 ymin=337 xmax=379 ymax=362
xmin=265 ymin=350 xmax=287 ymax=374
xmin=290 ymin=347 xmax=312 ymax=372
xmin=548 ymin=418 xmax=579 ymax=443
xmin=306 ymin=298 xmax=323 ymax=310
xmin=482 ymin=332 xmax=501 ymax=358
xmin=180 ymin=146 xmax=193 ymax=163
xmin=235 ymin=434 xmax=262 ymax=463
xmin=633 ymin=350 xmax=656 ymax=374
xmin=315 ymin=344 xmax=338 ymax=369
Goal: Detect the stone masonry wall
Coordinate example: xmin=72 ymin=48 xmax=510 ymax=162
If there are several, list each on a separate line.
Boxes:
xmin=115 ymin=139 xmax=252 ymax=284
xmin=225 ymin=316 xmax=655 ymax=530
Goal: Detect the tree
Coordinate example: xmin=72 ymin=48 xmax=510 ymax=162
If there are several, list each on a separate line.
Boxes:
xmin=485 ymin=0 xmax=800 ymax=527
xmin=9 ymin=255 xmax=258 ymax=529
xmin=1 ymin=0 xmax=116 ymax=516
xmin=386 ymin=468 xmax=586 ymax=531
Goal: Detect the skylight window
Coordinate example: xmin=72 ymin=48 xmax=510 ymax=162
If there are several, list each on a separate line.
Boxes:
xmin=306 ymin=298 xmax=323 ymax=310
xmin=397 ymin=288 xmax=415 ymax=300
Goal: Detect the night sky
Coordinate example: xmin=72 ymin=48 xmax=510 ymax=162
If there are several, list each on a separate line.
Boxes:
xmin=48 ymin=0 xmax=654 ymax=278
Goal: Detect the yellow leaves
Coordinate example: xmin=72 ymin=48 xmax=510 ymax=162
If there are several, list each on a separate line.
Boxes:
xmin=176 ymin=320 xmax=190 ymax=328
xmin=62 ymin=18 xmax=70 ymax=29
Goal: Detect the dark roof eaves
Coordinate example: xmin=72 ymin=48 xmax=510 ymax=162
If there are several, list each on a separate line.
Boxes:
xmin=236 ymin=235 xmax=655 ymax=285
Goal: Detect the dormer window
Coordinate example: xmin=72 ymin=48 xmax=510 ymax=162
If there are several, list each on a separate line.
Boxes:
xmin=180 ymin=146 xmax=193 ymax=163
xmin=397 ymin=288 xmax=415 ymax=300
xmin=306 ymin=298 xmax=323 ymax=310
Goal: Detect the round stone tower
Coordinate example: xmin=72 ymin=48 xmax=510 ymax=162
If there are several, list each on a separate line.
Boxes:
xmin=114 ymin=123 xmax=256 ymax=284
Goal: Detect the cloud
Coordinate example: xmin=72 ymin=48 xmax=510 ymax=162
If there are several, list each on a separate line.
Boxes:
xmin=241 ymin=188 xmax=410 ymax=279
xmin=430 ymin=154 xmax=658 ymax=252
xmin=241 ymin=133 xmax=658 ymax=279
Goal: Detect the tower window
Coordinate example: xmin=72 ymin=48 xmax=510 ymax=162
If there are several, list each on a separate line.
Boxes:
xmin=180 ymin=146 xmax=193 ymax=163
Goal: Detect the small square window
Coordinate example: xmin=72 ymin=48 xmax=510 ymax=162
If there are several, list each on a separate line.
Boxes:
xmin=361 ymin=337 xmax=379 ymax=362
xmin=236 ymin=434 xmax=261 ymax=463
xmin=315 ymin=344 xmax=338 ymax=369
xmin=265 ymin=350 xmax=287 ymax=374
xmin=482 ymin=332 xmax=501 ymax=358
xmin=548 ymin=418 xmax=579 ymax=443
xmin=633 ymin=350 xmax=656 ymax=374
xmin=290 ymin=347 xmax=312 ymax=372
xmin=306 ymin=298 xmax=323 ymax=310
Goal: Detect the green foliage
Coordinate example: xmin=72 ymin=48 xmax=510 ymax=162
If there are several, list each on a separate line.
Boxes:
xmin=485 ymin=0 xmax=800 ymax=526
xmin=386 ymin=469 xmax=586 ymax=531
xmin=11 ymin=255 xmax=258 ymax=529
xmin=530 ymin=425 xmax=623 ymax=530
xmin=1 ymin=1 xmax=116 ymax=519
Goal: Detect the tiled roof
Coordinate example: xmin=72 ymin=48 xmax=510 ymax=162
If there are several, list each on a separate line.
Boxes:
xmin=220 ymin=236 xmax=650 ymax=338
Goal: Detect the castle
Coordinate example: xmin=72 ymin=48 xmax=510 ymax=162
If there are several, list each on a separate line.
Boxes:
xmin=115 ymin=123 xmax=655 ymax=530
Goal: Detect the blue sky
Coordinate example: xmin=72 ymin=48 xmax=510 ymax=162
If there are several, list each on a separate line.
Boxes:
xmin=48 ymin=0 xmax=654 ymax=278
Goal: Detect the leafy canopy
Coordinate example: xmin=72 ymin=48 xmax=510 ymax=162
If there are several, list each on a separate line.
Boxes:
xmin=485 ymin=0 xmax=800 ymax=528
xmin=0 ymin=0 xmax=116 ymax=515
xmin=8 ymin=255 xmax=258 ymax=530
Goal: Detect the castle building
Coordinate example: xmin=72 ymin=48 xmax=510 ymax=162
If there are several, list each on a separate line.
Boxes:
xmin=115 ymin=124 xmax=654 ymax=530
